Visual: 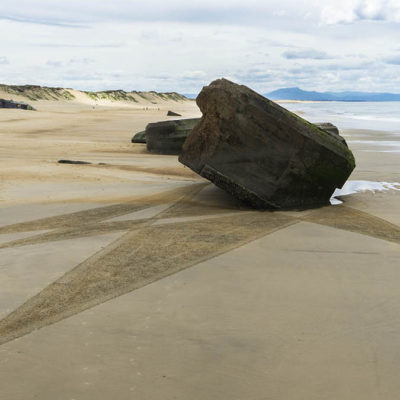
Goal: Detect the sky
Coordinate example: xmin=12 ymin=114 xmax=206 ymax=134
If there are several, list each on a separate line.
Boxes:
xmin=1 ymin=0 xmax=400 ymax=94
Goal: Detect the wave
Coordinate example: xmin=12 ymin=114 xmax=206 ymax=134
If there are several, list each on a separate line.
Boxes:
xmin=284 ymin=101 xmax=400 ymax=131
xmin=331 ymin=181 xmax=400 ymax=205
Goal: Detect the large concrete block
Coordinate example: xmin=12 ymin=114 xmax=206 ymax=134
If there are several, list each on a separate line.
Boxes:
xmin=179 ymin=79 xmax=355 ymax=209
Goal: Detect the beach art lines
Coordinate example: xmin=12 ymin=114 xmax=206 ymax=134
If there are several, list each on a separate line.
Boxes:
xmin=0 ymin=183 xmax=400 ymax=345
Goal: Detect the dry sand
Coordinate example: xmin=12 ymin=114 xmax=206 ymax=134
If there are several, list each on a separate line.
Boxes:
xmin=0 ymin=96 xmax=400 ymax=400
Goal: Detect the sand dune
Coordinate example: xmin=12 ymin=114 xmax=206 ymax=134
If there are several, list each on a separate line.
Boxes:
xmin=0 ymin=84 xmax=193 ymax=112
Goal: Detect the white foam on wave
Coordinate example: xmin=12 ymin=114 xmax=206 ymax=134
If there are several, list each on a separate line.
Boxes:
xmin=284 ymin=101 xmax=400 ymax=131
xmin=348 ymin=140 xmax=400 ymax=147
xmin=346 ymin=114 xmax=400 ymax=123
xmin=347 ymin=140 xmax=400 ymax=153
xmin=360 ymin=150 xmax=400 ymax=153
xmin=330 ymin=180 xmax=400 ymax=205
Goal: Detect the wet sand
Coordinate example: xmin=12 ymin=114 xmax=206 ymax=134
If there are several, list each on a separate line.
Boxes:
xmin=0 ymin=101 xmax=400 ymax=399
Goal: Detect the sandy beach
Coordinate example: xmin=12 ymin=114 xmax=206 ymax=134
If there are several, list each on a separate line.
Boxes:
xmin=1 ymin=96 xmax=400 ymax=400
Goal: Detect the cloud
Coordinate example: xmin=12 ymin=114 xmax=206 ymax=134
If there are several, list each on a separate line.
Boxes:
xmin=384 ymin=55 xmax=400 ymax=65
xmin=321 ymin=0 xmax=400 ymax=25
xmin=282 ymin=49 xmax=333 ymax=60
xmin=0 ymin=1 xmax=313 ymax=28
xmin=46 ymin=60 xmax=62 ymax=67
xmin=45 ymin=58 xmax=93 ymax=68
xmin=1 ymin=1 xmax=398 ymax=30
xmin=182 ymin=70 xmax=207 ymax=80
xmin=232 ymin=67 xmax=273 ymax=83
xmin=288 ymin=61 xmax=376 ymax=75
xmin=68 ymin=58 xmax=94 ymax=65
xmin=320 ymin=1 xmax=358 ymax=25
xmin=36 ymin=42 xmax=123 ymax=48
xmin=354 ymin=0 xmax=390 ymax=21
xmin=0 ymin=56 xmax=9 ymax=64
xmin=0 ymin=15 xmax=88 ymax=28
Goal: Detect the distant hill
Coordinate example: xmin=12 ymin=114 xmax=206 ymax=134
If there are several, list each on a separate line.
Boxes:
xmin=0 ymin=84 xmax=189 ymax=104
xmin=267 ymin=87 xmax=400 ymax=102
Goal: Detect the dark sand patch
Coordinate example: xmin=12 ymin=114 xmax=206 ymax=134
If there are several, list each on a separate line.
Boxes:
xmin=302 ymin=205 xmax=400 ymax=245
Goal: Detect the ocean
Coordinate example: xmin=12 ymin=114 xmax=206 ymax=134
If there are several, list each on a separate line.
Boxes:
xmin=282 ymin=101 xmax=400 ymax=132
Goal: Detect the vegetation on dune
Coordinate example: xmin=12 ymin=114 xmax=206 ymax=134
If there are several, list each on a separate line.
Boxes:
xmin=84 ymin=89 xmax=188 ymax=103
xmin=84 ymin=90 xmax=139 ymax=103
xmin=132 ymin=91 xmax=151 ymax=100
xmin=0 ymin=84 xmax=189 ymax=103
xmin=162 ymin=92 xmax=188 ymax=101
xmin=0 ymin=84 xmax=76 ymax=101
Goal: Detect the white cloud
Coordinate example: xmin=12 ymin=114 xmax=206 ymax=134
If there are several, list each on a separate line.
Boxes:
xmin=182 ymin=71 xmax=207 ymax=80
xmin=272 ymin=10 xmax=287 ymax=17
xmin=68 ymin=58 xmax=94 ymax=65
xmin=384 ymin=55 xmax=400 ymax=65
xmin=282 ymin=49 xmax=334 ymax=60
xmin=46 ymin=60 xmax=62 ymax=67
xmin=0 ymin=1 xmax=305 ymax=27
xmin=321 ymin=0 xmax=400 ymax=25
xmin=0 ymin=56 xmax=8 ymax=64
xmin=321 ymin=1 xmax=359 ymax=25
xmin=45 ymin=58 xmax=93 ymax=68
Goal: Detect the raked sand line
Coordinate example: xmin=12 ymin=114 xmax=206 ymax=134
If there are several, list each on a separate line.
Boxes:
xmin=0 ymin=182 xmax=246 ymax=250
xmin=0 ymin=183 xmax=241 ymax=250
xmin=1 ymin=183 xmax=400 ymax=345
xmin=302 ymin=205 xmax=400 ymax=245
xmin=0 ymin=211 xmax=256 ymax=250
xmin=0 ymin=212 xmax=297 ymax=345
xmin=0 ymin=220 xmax=148 ymax=250
xmin=0 ymin=184 xmax=206 ymax=235
xmin=0 ymin=189 xmax=297 ymax=345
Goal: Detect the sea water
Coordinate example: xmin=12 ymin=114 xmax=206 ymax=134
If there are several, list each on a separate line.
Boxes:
xmin=283 ymin=101 xmax=400 ymax=132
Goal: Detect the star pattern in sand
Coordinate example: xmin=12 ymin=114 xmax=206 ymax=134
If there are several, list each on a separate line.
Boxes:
xmin=0 ymin=183 xmax=400 ymax=345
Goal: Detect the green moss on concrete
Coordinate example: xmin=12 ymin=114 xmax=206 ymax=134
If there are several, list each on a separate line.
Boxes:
xmin=309 ymin=162 xmax=350 ymax=186
xmin=270 ymin=100 xmax=355 ymax=167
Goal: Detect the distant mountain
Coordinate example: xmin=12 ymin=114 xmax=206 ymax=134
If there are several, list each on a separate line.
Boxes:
xmin=267 ymin=87 xmax=400 ymax=102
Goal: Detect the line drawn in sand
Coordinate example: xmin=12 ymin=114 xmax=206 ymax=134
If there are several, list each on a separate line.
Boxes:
xmin=0 ymin=182 xmax=399 ymax=345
